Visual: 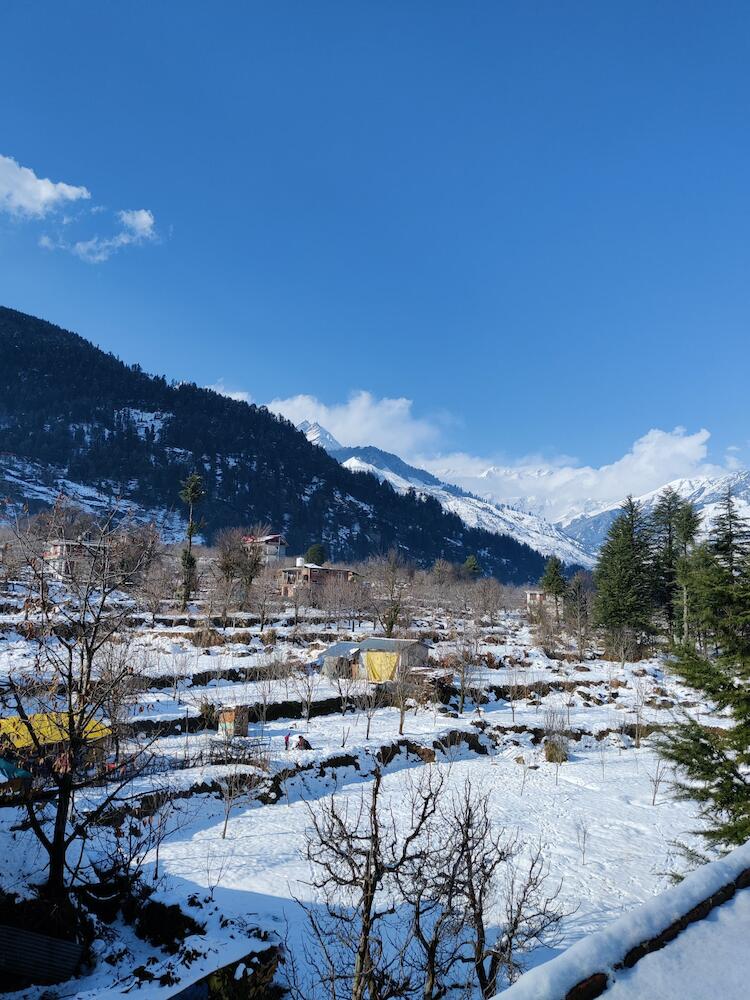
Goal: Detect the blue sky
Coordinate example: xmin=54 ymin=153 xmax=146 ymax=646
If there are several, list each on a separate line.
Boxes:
xmin=1 ymin=2 xmax=748 ymax=508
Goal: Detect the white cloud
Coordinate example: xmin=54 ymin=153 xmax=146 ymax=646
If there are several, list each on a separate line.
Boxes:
xmin=225 ymin=382 xmax=734 ymax=521
xmin=266 ymin=390 xmax=441 ymax=455
xmin=206 ymin=380 xmax=253 ymax=404
xmin=421 ymin=427 xmax=726 ymax=522
xmin=0 ymin=154 xmax=90 ymax=217
xmin=118 ymin=208 xmax=155 ymax=238
xmin=1 ymin=152 xmax=158 ymax=263
xmin=66 ymin=207 xmax=157 ymax=263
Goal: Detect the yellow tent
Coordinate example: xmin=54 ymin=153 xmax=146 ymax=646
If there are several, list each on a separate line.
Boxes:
xmin=0 ymin=712 xmax=110 ymax=750
xmin=364 ymin=650 xmax=399 ymax=683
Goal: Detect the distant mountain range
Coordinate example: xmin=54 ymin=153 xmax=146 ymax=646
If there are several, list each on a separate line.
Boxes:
xmin=4 ymin=305 xmax=741 ymax=576
xmin=0 ymin=306 xmax=550 ymax=583
xmin=560 ymin=472 xmax=750 ymax=554
xmin=298 ymin=422 xmax=595 ymax=568
xmin=299 ymin=421 xmax=750 ymax=565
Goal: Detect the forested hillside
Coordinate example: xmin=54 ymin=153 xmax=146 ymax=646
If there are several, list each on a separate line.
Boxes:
xmin=0 ymin=306 xmax=546 ymax=581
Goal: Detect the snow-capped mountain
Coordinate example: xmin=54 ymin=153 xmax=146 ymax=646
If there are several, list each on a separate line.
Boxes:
xmin=297 ymin=423 xmax=594 ymax=568
xmin=297 ymin=420 xmax=342 ymax=452
xmin=561 ymin=471 xmax=750 ymax=556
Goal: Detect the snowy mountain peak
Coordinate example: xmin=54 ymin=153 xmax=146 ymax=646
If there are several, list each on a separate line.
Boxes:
xmin=297 ymin=420 xmax=342 ymax=452
xmin=561 ymin=470 xmax=750 ymax=557
xmin=334 ymin=446 xmax=594 ymax=568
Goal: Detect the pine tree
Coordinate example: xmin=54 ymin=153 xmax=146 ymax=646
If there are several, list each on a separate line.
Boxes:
xmin=661 ymin=489 xmax=750 ymax=849
xmin=712 ymin=484 xmax=750 ymax=578
xmin=651 ymin=487 xmax=697 ymax=639
xmin=593 ymin=496 xmax=654 ymax=666
xmin=540 ymin=555 xmax=566 ymax=624
xmin=179 ymin=472 xmax=205 ymax=609
xmin=674 ymin=500 xmax=702 ymax=644
xmin=305 ymin=542 xmax=328 ymax=566
xmin=463 ymin=554 xmax=481 ymax=579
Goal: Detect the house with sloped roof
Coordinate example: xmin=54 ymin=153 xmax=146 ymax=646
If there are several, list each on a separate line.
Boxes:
xmin=242 ymin=532 xmax=287 ymax=563
xmin=278 ymin=558 xmax=358 ymax=597
xmin=318 ymin=636 xmax=430 ymax=682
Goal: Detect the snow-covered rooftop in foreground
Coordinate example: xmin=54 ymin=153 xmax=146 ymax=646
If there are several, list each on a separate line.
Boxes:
xmin=498 ymin=840 xmax=750 ymax=1000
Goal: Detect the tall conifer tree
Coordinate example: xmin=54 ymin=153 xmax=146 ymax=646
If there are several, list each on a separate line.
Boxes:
xmin=179 ymin=472 xmax=205 ymax=610
xmin=540 ymin=555 xmax=566 ymax=624
xmin=661 ymin=488 xmax=750 ymax=849
xmin=593 ymin=496 xmax=653 ymax=666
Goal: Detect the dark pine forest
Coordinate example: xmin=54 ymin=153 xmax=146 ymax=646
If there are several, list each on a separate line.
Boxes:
xmin=0 ymin=306 xmax=546 ymax=582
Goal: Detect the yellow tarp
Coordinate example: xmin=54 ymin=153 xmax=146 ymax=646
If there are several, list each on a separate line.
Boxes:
xmin=364 ymin=650 xmax=399 ymax=683
xmin=0 ymin=712 xmax=110 ymax=750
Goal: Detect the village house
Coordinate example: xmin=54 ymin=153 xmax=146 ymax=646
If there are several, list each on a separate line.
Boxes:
xmin=525 ymin=588 xmax=558 ymax=616
xmin=318 ymin=637 xmax=430 ymax=683
xmin=43 ymin=537 xmax=107 ymax=582
xmin=242 ymin=532 xmax=287 ymax=564
xmin=278 ymin=558 xmax=358 ymax=598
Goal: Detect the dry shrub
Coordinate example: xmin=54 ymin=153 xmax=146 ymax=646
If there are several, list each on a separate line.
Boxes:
xmin=192 ymin=627 xmax=226 ymax=648
xmin=199 ymin=698 xmax=218 ymax=727
xmin=544 ymin=739 xmax=568 ymax=764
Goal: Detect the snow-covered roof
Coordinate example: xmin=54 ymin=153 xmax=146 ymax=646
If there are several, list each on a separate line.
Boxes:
xmin=497 ymin=840 xmax=750 ymax=1000
xmin=319 ymin=641 xmax=361 ymax=659
xmin=358 ymin=637 xmax=427 ymax=652
xmin=243 ymin=533 xmax=286 ymax=545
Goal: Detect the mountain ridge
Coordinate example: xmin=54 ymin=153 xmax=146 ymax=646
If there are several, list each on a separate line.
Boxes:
xmin=561 ymin=471 xmax=750 ymax=555
xmin=0 ymin=305 xmax=549 ymax=583
xmin=296 ymin=426 xmax=595 ymax=568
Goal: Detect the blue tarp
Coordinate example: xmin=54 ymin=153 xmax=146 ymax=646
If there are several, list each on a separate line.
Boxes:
xmin=0 ymin=757 xmax=31 ymax=780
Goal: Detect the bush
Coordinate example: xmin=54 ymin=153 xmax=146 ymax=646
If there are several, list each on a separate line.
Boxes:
xmin=544 ymin=738 xmax=568 ymax=764
xmin=199 ymin=698 xmax=218 ymax=728
xmin=260 ymin=628 xmax=278 ymax=646
xmin=133 ymin=899 xmax=205 ymax=953
xmin=192 ymin=627 xmax=226 ymax=648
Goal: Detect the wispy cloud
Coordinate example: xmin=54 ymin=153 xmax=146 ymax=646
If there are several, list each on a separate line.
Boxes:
xmin=266 ymin=390 xmax=441 ymax=455
xmin=1 ymin=152 xmax=157 ymax=263
xmin=205 ymin=380 xmax=253 ymax=404
xmin=0 ymin=154 xmax=90 ymax=217
xmin=63 ymin=208 xmax=157 ymax=263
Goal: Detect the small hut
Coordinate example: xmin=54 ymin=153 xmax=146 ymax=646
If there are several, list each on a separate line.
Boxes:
xmin=218 ymin=706 xmax=249 ymax=739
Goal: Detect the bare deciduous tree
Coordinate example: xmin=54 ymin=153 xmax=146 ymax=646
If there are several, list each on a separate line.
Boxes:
xmin=136 ymin=554 xmax=174 ymax=626
xmin=6 ymin=500 xmax=160 ymax=900
xmin=564 ymin=571 xmax=593 ymax=663
xmin=354 ymin=680 xmax=381 ymax=740
xmin=293 ymin=774 xmax=570 ymax=1000
xmin=369 ymin=550 xmax=412 ymax=637
xmin=292 ymin=664 xmax=320 ymax=725
xmin=292 ymin=768 xmax=443 ymax=1000
xmin=252 ymin=563 xmax=279 ymax=631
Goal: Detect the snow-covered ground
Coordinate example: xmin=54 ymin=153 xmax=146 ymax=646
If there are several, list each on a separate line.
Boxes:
xmin=0 ymin=595 xmax=735 ymax=998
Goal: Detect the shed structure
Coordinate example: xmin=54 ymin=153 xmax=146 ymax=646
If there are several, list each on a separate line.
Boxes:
xmin=318 ymin=637 xmax=430 ymax=683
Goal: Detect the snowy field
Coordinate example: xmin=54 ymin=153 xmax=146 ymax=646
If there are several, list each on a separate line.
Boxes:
xmin=0 ymin=595 xmax=727 ymax=998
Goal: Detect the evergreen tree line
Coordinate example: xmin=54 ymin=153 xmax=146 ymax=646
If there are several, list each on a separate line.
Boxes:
xmin=541 ymin=486 xmax=750 ymax=850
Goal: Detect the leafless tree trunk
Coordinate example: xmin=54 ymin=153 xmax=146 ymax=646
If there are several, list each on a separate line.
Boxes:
xmin=292 ymin=665 xmax=320 ymax=724
xmin=354 ymin=680 xmax=381 ymax=740
xmin=7 ymin=500 xmax=160 ymax=900
xmin=293 ymin=768 xmax=443 ymax=1000
xmin=368 ymin=550 xmax=412 ymax=637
